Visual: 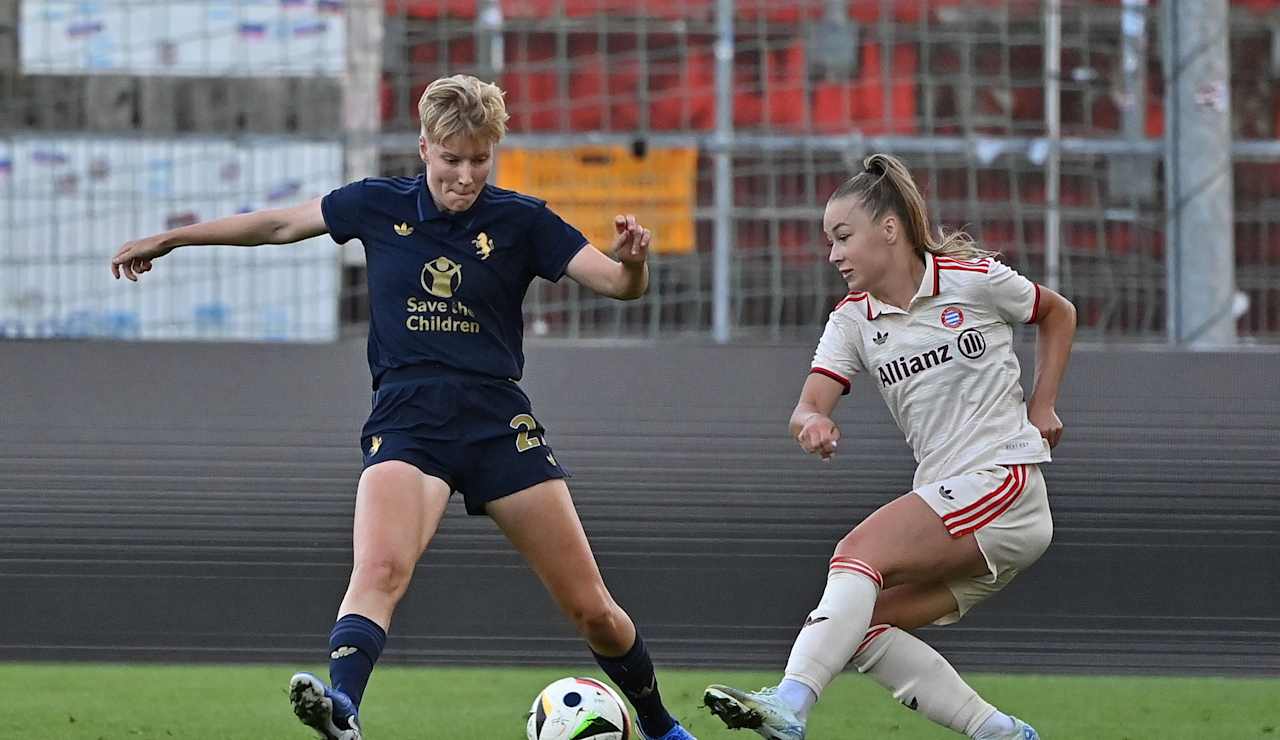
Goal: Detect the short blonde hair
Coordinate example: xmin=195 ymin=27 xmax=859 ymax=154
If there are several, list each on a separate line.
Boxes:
xmin=418 ymin=74 xmax=508 ymax=145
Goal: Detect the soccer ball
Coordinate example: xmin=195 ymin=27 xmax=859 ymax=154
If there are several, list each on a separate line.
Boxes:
xmin=526 ymin=676 xmax=632 ymax=740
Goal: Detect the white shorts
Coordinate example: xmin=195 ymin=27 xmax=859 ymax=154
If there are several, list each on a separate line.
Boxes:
xmin=914 ymin=463 xmax=1052 ymax=625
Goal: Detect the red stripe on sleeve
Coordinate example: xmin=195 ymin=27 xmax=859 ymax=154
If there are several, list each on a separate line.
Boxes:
xmin=810 ymin=367 xmax=851 ymax=395
xmin=1027 ymin=283 xmax=1042 ymax=323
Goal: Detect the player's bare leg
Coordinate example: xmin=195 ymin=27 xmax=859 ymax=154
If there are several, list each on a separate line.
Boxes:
xmin=488 ymin=479 xmax=696 ymax=740
xmin=292 ymin=461 xmax=451 ymax=740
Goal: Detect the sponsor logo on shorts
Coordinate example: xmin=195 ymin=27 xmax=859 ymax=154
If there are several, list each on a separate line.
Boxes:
xmin=938 ymin=485 xmax=954 ymax=500
xmin=369 ymin=435 xmax=382 ymax=456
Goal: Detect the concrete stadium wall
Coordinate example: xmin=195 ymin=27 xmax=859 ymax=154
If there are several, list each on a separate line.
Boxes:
xmin=1 ymin=340 xmax=1277 ymax=675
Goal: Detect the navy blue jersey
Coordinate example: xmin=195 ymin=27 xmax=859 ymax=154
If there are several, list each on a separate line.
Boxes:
xmin=322 ymin=176 xmax=589 ymax=388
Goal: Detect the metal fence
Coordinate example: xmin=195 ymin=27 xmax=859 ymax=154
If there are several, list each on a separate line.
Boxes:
xmin=3 ymin=1 xmax=1279 ymax=343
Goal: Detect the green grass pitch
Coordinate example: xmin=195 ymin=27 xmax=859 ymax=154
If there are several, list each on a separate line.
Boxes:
xmin=4 ymin=663 xmax=1276 ymax=739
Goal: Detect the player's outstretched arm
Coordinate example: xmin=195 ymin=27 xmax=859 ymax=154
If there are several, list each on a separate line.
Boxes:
xmin=110 ymin=197 xmax=328 ymax=281
xmin=564 ymin=214 xmax=651 ymax=300
xmin=790 ymin=373 xmax=846 ymax=461
xmin=1026 ymin=286 xmax=1077 ymax=448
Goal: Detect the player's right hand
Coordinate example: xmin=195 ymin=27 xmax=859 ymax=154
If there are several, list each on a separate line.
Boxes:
xmin=111 ymin=236 xmax=173 ymax=281
xmin=796 ymin=414 xmax=840 ymax=461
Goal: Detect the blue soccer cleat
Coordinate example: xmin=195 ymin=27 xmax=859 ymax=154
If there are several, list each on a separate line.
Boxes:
xmin=289 ymin=672 xmax=363 ymax=740
xmin=641 ymin=721 xmax=699 ymax=740
xmin=703 ymin=684 xmax=805 ymax=740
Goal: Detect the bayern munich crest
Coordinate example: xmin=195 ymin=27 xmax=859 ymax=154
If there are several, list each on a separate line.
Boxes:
xmin=940 ymin=306 xmax=965 ymax=329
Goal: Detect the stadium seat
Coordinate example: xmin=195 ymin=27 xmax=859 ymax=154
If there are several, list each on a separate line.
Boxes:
xmin=736 ymin=0 xmax=824 ymax=24
xmin=557 ymin=0 xmax=712 ymax=18
xmin=1234 ymin=162 xmax=1280 ymax=201
xmin=976 ymin=169 xmax=1012 ymax=202
xmin=933 ymin=167 xmax=970 ymax=203
xmin=764 ymin=42 xmax=809 ymax=130
xmin=813 ymin=42 xmax=918 ymax=134
xmin=1233 ymin=0 xmax=1280 ymax=16
xmin=779 ymin=219 xmax=821 ymax=265
xmin=502 ymin=34 xmax=561 ymax=131
xmin=385 ymin=0 xmax=476 ymax=19
xmin=649 ymin=45 xmax=717 ymax=130
xmin=978 ymin=219 xmax=1018 ymax=254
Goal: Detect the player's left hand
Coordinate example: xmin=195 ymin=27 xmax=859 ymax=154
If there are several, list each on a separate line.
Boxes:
xmin=1028 ymin=403 xmax=1063 ymax=448
xmin=611 ymin=214 xmax=651 ymax=265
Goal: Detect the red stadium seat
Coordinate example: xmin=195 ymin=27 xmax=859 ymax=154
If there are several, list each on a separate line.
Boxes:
xmin=978 ymin=220 xmax=1018 ymax=255
xmin=1103 ymin=221 xmax=1140 ymax=256
xmin=501 ymin=0 xmax=557 ymax=18
xmin=566 ymin=54 xmax=607 ymax=130
xmin=933 ymin=167 xmax=970 ymax=203
xmin=385 ymin=0 xmax=476 ymax=19
xmin=780 ymin=219 xmax=821 ymax=265
xmin=813 ymin=42 xmax=918 ymax=134
xmin=563 ymin=55 xmax=643 ymax=131
xmin=558 ymin=0 xmax=712 ymax=18
xmin=649 ymin=46 xmax=717 ymax=130
xmin=976 ymin=170 xmax=1012 ymax=202
xmin=502 ymin=35 xmax=561 ymax=131
xmin=763 ymin=42 xmax=809 ymax=131
xmin=736 ymin=0 xmax=824 ymax=23
xmin=1233 ymin=0 xmax=1280 ymax=16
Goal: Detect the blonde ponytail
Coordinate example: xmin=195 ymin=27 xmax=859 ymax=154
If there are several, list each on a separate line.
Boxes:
xmin=829 ymin=153 xmax=999 ymax=261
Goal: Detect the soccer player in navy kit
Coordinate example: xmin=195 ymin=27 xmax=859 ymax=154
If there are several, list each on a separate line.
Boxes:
xmin=111 ymin=74 xmax=697 ymax=740
xmin=702 ymin=155 xmax=1076 ymax=740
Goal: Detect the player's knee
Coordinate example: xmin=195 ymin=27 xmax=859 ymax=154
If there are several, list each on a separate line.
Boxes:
xmin=568 ymin=595 xmax=623 ymax=642
xmin=834 ymin=529 xmax=872 ymax=561
xmin=351 ymin=555 xmax=414 ymax=599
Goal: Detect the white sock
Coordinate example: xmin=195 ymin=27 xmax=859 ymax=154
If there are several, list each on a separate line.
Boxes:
xmin=781 ymin=556 xmax=882 ymax=697
xmin=852 ymin=625 xmax=997 ymax=737
xmin=776 ymin=678 xmax=817 ymax=720
xmin=973 ymin=711 xmax=1017 ymax=739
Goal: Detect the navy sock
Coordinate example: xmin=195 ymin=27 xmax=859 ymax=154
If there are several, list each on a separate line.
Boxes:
xmin=592 ymin=634 xmax=676 ymax=738
xmin=328 ymin=613 xmax=386 ymax=710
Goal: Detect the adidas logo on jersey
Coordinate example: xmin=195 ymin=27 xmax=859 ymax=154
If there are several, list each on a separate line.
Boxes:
xmin=876 ymin=345 xmax=953 ymax=388
xmin=872 ymin=330 xmax=889 ymax=345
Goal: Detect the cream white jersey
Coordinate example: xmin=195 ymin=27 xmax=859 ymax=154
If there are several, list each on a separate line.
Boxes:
xmin=811 ymin=252 xmax=1051 ymax=487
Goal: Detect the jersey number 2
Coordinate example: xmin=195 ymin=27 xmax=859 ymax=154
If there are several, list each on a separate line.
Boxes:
xmin=509 ymin=414 xmax=543 ymax=452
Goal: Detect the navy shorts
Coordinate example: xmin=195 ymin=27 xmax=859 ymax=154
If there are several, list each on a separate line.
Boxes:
xmin=360 ymin=368 xmax=568 ymax=515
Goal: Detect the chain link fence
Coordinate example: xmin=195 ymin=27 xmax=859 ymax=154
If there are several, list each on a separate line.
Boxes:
xmin=3 ymin=1 xmax=1278 ymax=342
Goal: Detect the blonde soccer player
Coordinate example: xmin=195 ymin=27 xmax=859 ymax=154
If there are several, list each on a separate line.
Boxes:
xmin=702 ymin=154 xmax=1076 ymax=740
xmin=111 ymin=74 xmax=697 ymax=740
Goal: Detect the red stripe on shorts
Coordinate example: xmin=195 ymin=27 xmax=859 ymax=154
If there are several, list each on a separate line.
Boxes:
xmin=951 ymin=466 xmax=1031 ymax=537
xmin=942 ymin=466 xmax=1018 ymax=527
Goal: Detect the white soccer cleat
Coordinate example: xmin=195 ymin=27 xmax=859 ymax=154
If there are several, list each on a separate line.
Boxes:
xmin=289 ymin=672 xmax=363 ymax=740
xmin=703 ymin=684 xmax=806 ymax=740
xmin=1007 ymin=716 xmax=1040 ymax=739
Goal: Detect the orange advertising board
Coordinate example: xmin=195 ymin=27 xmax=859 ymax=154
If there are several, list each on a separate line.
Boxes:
xmin=497 ymin=146 xmax=697 ymax=254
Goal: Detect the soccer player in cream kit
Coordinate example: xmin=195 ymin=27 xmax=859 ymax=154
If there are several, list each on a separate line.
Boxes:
xmin=704 ymin=154 xmax=1076 ymax=740
xmin=112 ymin=75 xmax=697 ymax=740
